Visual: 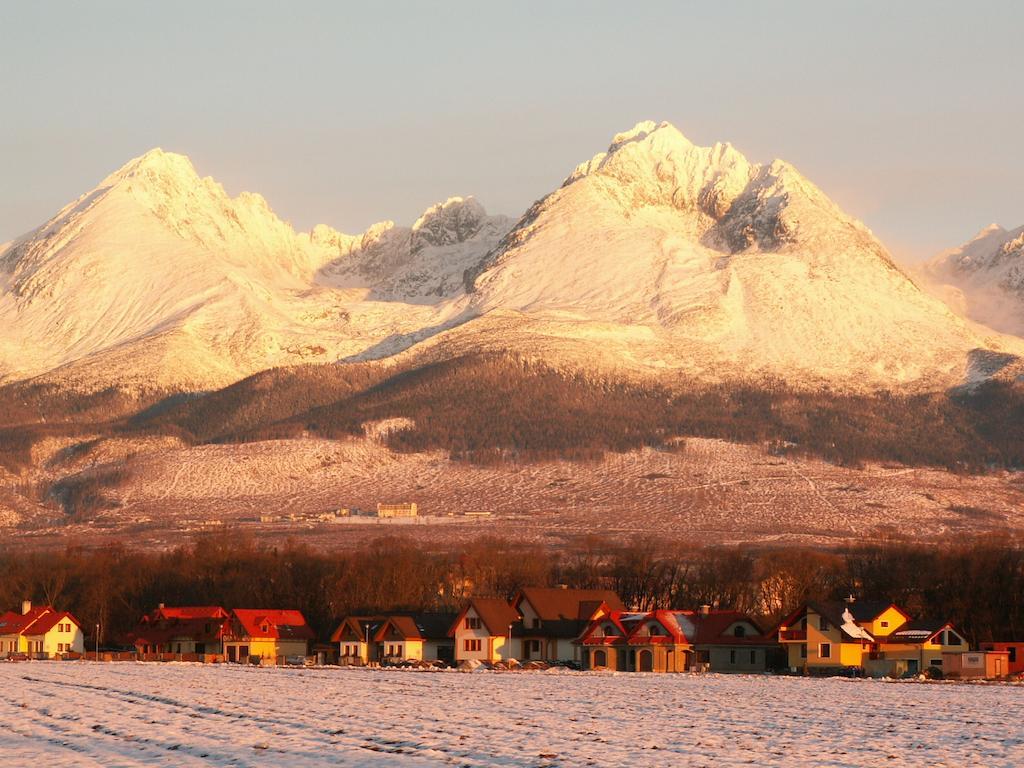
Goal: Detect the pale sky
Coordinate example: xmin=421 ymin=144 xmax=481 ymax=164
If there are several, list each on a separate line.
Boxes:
xmin=2 ymin=1 xmax=1022 ymax=262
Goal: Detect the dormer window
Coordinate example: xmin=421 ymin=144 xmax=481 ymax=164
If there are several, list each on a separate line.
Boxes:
xmin=733 ymin=625 xmax=746 ymax=638
xmin=819 ymin=617 xmax=830 ymax=632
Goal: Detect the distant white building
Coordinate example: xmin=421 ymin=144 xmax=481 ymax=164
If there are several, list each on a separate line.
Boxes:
xmin=377 ymin=503 xmax=417 ymax=518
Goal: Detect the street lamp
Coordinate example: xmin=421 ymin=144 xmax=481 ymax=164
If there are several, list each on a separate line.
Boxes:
xmin=95 ymin=623 xmax=100 ymax=660
xmin=507 ymin=623 xmax=513 ymax=662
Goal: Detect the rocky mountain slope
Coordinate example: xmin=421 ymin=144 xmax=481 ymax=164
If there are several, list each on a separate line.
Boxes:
xmin=921 ymin=223 xmax=1024 ymax=337
xmin=1 ymin=123 xmax=1021 ymax=393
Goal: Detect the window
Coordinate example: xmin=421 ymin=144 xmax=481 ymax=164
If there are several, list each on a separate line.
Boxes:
xmin=530 ymin=618 xmax=541 ymax=629
xmin=880 ymin=620 xmax=889 ymax=629
xmin=819 ymin=617 xmax=830 ymax=632
xmin=800 ymin=617 xmax=807 ymax=630
xmin=1009 ymin=647 xmax=1017 ymax=663
xmin=819 ymin=643 xmax=832 ymax=659
xmin=930 ymin=659 xmax=942 ymax=666
xmin=593 ymin=649 xmax=607 ymax=667
xmin=749 ymin=650 xmax=756 ymax=664
xmin=800 ymin=644 xmax=807 ymax=659
xmin=733 ymin=625 xmax=746 ymax=638
xmin=463 ymin=639 xmax=482 ymax=652
xmin=465 ymin=616 xmax=481 ymax=630
xmin=729 ymin=650 xmax=737 ymax=664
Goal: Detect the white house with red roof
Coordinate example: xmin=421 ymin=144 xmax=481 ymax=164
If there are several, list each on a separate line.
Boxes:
xmin=222 ymin=608 xmax=315 ymax=664
xmin=0 ymin=601 xmax=84 ymax=659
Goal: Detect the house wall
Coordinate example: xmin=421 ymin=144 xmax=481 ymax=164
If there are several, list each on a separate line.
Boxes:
xmin=943 ymin=651 xmax=1011 ymax=679
xmin=865 ymin=607 xmax=909 ymax=638
xmin=224 ymin=638 xmax=308 ymax=664
xmin=980 ymin=642 xmax=1024 ymax=675
xmin=381 ymin=639 xmax=423 ymax=661
xmin=453 ymin=607 xmax=514 ymax=662
xmin=423 ymin=639 xmax=454 ymax=663
xmin=706 ymin=646 xmax=766 ymax=673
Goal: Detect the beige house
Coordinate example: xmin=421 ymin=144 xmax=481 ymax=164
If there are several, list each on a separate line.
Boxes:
xmin=513 ymin=587 xmax=624 ymax=663
xmin=450 ymin=598 xmax=520 ymax=663
xmin=331 ymin=616 xmax=383 ymax=665
xmin=373 ymin=613 xmax=457 ymax=664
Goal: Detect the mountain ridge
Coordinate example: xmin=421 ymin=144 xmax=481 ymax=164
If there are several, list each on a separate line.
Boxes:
xmin=1 ymin=122 xmax=1022 ymax=393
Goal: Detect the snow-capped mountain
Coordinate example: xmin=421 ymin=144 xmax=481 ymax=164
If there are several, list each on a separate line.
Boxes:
xmin=463 ymin=121 xmax=1021 ymax=386
xmin=0 ymin=123 xmax=1020 ymax=393
xmin=921 ymin=224 xmax=1024 ymax=336
xmin=0 ymin=149 xmax=507 ymax=390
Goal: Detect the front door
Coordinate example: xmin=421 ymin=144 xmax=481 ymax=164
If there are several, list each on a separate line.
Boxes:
xmin=227 ymin=645 xmax=237 ymax=663
xmin=639 ymin=649 xmax=653 ymax=672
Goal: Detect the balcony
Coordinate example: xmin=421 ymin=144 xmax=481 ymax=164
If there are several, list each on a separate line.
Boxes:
xmin=780 ymin=630 xmax=807 ymax=641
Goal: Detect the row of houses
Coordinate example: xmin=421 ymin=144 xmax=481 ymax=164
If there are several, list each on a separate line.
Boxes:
xmin=3 ymin=591 xmax=1022 ymax=679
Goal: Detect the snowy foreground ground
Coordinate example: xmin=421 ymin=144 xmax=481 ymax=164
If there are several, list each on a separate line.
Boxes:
xmin=0 ymin=664 xmax=1021 ymax=767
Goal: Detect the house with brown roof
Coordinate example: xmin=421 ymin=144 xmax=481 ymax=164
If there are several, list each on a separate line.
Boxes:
xmin=223 ymin=609 xmax=315 ymax=665
xmin=449 ymin=597 xmax=520 ymax=663
xmin=373 ymin=613 xmax=457 ymax=664
xmin=330 ymin=616 xmax=385 ymax=666
xmin=0 ymin=601 xmax=84 ymax=659
xmin=512 ymin=587 xmax=624 ymax=664
xmin=130 ymin=605 xmax=230 ymax=657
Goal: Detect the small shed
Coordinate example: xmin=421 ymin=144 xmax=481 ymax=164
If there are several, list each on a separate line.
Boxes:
xmin=942 ymin=650 xmax=1011 ymax=679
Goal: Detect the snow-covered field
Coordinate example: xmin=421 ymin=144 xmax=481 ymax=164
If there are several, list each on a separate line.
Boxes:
xmin=1 ymin=663 xmax=1021 ymax=767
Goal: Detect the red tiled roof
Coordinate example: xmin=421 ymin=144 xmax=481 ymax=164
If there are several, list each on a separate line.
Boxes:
xmin=0 ymin=607 xmax=81 ymax=637
xmin=229 ymin=609 xmax=315 ymax=641
xmin=154 ymin=606 xmax=228 ymax=621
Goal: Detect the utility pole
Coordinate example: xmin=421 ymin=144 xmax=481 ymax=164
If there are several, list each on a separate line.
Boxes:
xmin=95 ymin=623 xmax=100 ymax=661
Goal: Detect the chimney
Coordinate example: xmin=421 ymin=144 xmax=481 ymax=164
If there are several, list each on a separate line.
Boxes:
xmin=698 ymin=604 xmax=711 ymax=617
xmin=21 ymin=600 xmax=32 ymax=615
xmin=558 ymin=584 xmax=568 ymax=590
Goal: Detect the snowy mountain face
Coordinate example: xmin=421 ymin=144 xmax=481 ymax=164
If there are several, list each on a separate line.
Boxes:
xmin=921 ymin=224 xmax=1024 ymax=336
xmin=0 ymin=124 xmax=1021 ymax=394
xmin=464 ymin=121 xmax=1020 ymax=386
xmin=0 ymin=150 xmax=506 ymax=390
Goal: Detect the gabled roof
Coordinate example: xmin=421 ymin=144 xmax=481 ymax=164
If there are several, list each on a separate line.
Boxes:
xmin=329 ymin=615 xmax=385 ymax=643
xmin=883 ymin=619 xmax=961 ymax=645
xmin=375 ymin=615 xmax=422 ymax=642
xmin=230 ymin=609 xmax=315 ymax=641
xmin=449 ymin=598 xmax=519 ymax=637
xmin=0 ymin=607 xmax=81 ymax=637
xmin=688 ymin=611 xmax=770 ymax=645
xmin=514 ymin=588 xmax=626 ymax=621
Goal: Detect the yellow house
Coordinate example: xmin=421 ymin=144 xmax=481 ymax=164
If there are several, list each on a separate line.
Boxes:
xmin=450 ymin=598 xmax=520 ymax=663
xmin=0 ymin=601 xmax=85 ymax=659
xmin=223 ymin=609 xmax=314 ymax=665
xmin=777 ymin=601 xmax=911 ymax=672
